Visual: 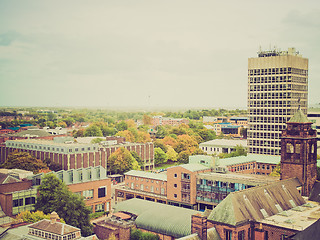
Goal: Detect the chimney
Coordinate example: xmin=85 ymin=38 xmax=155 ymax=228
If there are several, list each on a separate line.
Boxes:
xmin=50 ymin=212 xmax=59 ymax=224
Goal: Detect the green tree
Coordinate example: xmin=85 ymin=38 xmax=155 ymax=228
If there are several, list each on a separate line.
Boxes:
xmin=130 ymin=151 xmax=144 ymax=168
xmin=84 ymin=125 xmax=103 ymax=137
xmin=155 ymin=125 xmax=168 ymax=139
xmin=116 ymin=121 xmax=128 ymax=131
xmin=35 ymin=174 xmax=92 ymax=236
xmin=91 ymin=138 xmax=104 ymax=144
xmin=43 ymin=158 xmax=62 ymax=172
xmin=16 ymin=210 xmax=65 ymax=224
xmin=108 ymin=147 xmax=140 ymax=174
xmin=154 ymin=140 xmax=168 ymax=153
xmin=131 ymin=229 xmax=159 ymax=240
xmin=154 ymin=147 xmax=168 ymax=166
xmin=166 ymin=146 xmax=178 ymax=162
xmin=1 ymin=151 xmax=48 ymax=173
xmin=270 ymin=163 xmax=281 ymax=177
xmin=197 ymin=129 xmax=216 ymax=142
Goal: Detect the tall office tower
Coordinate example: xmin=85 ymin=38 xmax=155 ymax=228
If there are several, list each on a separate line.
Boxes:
xmin=247 ymin=47 xmax=308 ymax=155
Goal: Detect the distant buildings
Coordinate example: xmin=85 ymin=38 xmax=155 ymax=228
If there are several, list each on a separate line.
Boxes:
xmin=152 ymin=116 xmax=189 ymax=127
xmin=0 ymin=137 xmax=155 ymax=171
xmin=248 ymin=47 xmax=308 ymax=155
xmin=199 ymin=139 xmax=247 ymax=155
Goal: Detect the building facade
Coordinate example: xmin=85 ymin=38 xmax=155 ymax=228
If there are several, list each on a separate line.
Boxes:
xmin=248 ymin=47 xmax=308 ymax=155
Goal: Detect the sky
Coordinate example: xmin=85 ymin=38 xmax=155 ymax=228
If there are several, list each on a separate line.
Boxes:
xmin=0 ymin=0 xmax=320 ymax=110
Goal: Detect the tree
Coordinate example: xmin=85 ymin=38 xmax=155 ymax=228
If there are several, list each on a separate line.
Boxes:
xmin=36 ymin=174 xmax=92 ymax=236
xmin=166 ymin=146 xmax=178 ymax=162
xmin=155 ymin=126 xmax=168 ymax=139
xmin=142 ymin=115 xmax=153 ymax=125
xmin=116 ymin=130 xmax=135 ymax=142
xmin=91 ymin=138 xmax=104 ymax=144
xmin=131 ymin=151 xmax=144 ymax=168
xmin=177 ymin=150 xmax=191 ymax=164
xmin=162 ymin=136 xmax=177 ymax=147
xmin=154 ymin=140 xmax=168 ymax=153
xmin=116 ymin=121 xmax=128 ymax=131
xmin=84 ymin=125 xmax=103 ymax=137
xmin=131 ymin=228 xmax=159 ymax=240
xmin=154 ymin=147 xmax=168 ymax=166
xmin=174 ymin=134 xmax=198 ymax=154
xmin=16 ymin=210 xmax=65 ymax=224
xmin=270 ymin=164 xmax=281 ymax=177
xmin=197 ymin=129 xmax=216 ymax=142
xmin=1 ymin=151 xmax=48 ymax=173
xmin=108 ymin=147 xmax=140 ymax=174
xmin=43 ymin=158 xmax=62 ymax=172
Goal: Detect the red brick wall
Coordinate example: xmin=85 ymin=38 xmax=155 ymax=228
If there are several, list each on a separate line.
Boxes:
xmin=0 ymin=179 xmax=32 ymax=193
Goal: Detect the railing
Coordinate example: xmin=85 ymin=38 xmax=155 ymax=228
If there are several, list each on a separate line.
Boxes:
xmin=181 ymin=188 xmax=190 ymax=193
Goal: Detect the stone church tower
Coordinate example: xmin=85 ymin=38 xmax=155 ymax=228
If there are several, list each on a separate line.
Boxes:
xmin=280 ymin=109 xmax=317 ymax=196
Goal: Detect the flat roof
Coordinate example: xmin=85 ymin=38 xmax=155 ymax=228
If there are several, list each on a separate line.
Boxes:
xmin=6 ymin=139 xmax=93 ymax=148
xmin=125 ymin=170 xmax=167 ymax=181
xmin=197 ymin=172 xmax=278 ymax=186
xmin=260 ymin=200 xmax=320 ymax=231
xmin=219 ymin=154 xmax=280 ymax=166
xmin=199 ymin=139 xmax=247 ymax=148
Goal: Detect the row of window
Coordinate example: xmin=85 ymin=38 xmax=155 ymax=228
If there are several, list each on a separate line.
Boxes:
xmin=249 ymin=147 xmax=280 ymax=155
xmin=7 ymin=142 xmax=96 ymax=153
xmin=29 ymin=228 xmax=78 ymax=240
xmin=13 ymin=197 xmax=35 ymax=207
xmin=128 ymin=182 xmax=166 ymax=195
xmin=248 ymin=67 xmax=307 ymax=76
xmin=75 ymin=187 xmax=106 ymax=200
xmin=128 ymin=176 xmax=165 ymax=184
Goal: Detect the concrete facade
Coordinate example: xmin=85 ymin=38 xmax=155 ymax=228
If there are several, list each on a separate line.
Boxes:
xmin=248 ymin=48 xmax=308 ymax=155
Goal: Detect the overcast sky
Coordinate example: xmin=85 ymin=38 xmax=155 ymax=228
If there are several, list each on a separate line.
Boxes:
xmin=0 ymin=1 xmax=319 ymax=110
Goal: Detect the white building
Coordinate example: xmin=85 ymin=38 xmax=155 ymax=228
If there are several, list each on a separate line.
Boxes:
xmin=199 ymin=139 xmax=247 ymax=155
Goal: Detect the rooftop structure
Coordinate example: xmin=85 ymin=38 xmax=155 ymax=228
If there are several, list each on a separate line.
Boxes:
xmin=114 ymin=198 xmax=200 ymax=238
xmin=199 ymin=139 xmax=247 ymax=155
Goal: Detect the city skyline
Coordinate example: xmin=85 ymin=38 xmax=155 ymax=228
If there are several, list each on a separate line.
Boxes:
xmin=1 ymin=1 xmax=320 ymax=109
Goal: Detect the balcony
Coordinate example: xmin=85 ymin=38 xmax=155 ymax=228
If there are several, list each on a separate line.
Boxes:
xmin=181 ymin=188 xmax=190 ymax=193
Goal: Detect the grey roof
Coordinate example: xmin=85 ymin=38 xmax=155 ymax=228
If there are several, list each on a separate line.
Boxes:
xmin=114 ymin=198 xmax=199 ymax=238
xmin=288 ymin=109 xmax=310 ymax=123
xmin=29 ymin=219 xmax=80 ymax=235
xmin=309 ymin=181 xmax=320 ymax=202
xmin=11 ymin=129 xmax=52 ymax=137
xmin=199 ymin=139 xmax=247 ymax=148
xmin=207 ymin=178 xmax=304 ymax=226
xmin=197 ymin=172 xmax=278 ymax=186
xmin=174 ymin=163 xmax=210 ymax=172
xmin=176 ymin=227 xmax=221 ymax=240
xmin=125 ymin=170 xmax=167 ymax=181
xmin=218 ymin=154 xmax=280 ymax=167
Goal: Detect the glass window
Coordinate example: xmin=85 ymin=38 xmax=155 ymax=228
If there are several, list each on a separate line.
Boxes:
xmin=25 ymin=197 xmax=36 ymax=205
xmin=83 ymin=189 xmax=94 ymax=200
xmin=13 ymin=198 xmax=23 ymax=207
xmin=98 ymin=187 xmax=106 ymax=198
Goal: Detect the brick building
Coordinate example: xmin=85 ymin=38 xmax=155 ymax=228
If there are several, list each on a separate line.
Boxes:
xmin=152 ymin=116 xmax=189 ymax=127
xmin=32 ymin=166 xmax=112 ymax=212
xmin=280 ymin=109 xmax=317 ymax=196
xmin=0 ymin=137 xmax=154 ymax=171
xmin=0 ymin=173 xmax=37 ymax=217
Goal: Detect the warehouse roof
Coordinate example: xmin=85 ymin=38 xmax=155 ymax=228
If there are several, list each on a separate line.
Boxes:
xmin=125 ymin=170 xmax=167 ymax=181
xmin=114 ymin=198 xmax=199 ymax=238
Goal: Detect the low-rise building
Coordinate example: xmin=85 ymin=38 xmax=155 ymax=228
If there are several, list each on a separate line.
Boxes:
xmin=32 ymin=166 xmax=111 ymax=213
xmin=152 ymin=116 xmax=189 ymax=127
xmin=199 ymin=139 xmax=247 ymax=155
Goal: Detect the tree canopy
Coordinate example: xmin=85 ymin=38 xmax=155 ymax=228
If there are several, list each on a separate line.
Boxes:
xmin=1 ymin=151 xmax=48 ymax=173
xmin=35 ymin=174 xmax=92 ymax=236
xmin=107 ymin=147 xmax=140 ymax=174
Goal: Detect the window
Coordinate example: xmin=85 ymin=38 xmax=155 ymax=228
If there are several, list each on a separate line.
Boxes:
xmin=238 ymin=230 xmax=244 ymax=240
xmin=174 ymin=184 xmax=177 ymax=188
xmin=174 ymin=174 xmax=177 ymax=178
xmin=13 ymin=199 xmax=23 ymax=207
xmin=174 ymin=194 xmax=177 ymax=198
xmin=141 ymin=184 xmax=144 ymax=191
xmin=83 ymin=189 xmax=94 ymax=200
xmin=25 ymin=197 xmax=36 ymax=205
xmin=295 ymin=144 xmax=301 ymax=154
xmin=225 ymin=229 xmax=232 ymax=240
xmin=98 ymin=187 xmax=106 ymax=198
xmin=95 ymin=203 xmax=105 ymax=212
xmin=264 ymin=231 xmax=268 ymax=240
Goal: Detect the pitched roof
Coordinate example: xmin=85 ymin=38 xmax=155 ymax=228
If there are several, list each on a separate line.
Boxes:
xmin=309 ymin=181 xmax=320 ymax=202
xmin=0 ymin=173 xmax=20 ymax=184
xmin=29 ymin=219 xmax=80 ymax=235
xmin=288 ymin=109 xmax=310 ymax=123
xmin=114 ymin=198 xmax=199 ymax=238
xmin=207 ymin=178 xmax=304 ymax=226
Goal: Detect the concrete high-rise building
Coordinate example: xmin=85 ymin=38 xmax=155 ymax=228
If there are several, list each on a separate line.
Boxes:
xmin=247 ymin=47 xmax=308 ymax=155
